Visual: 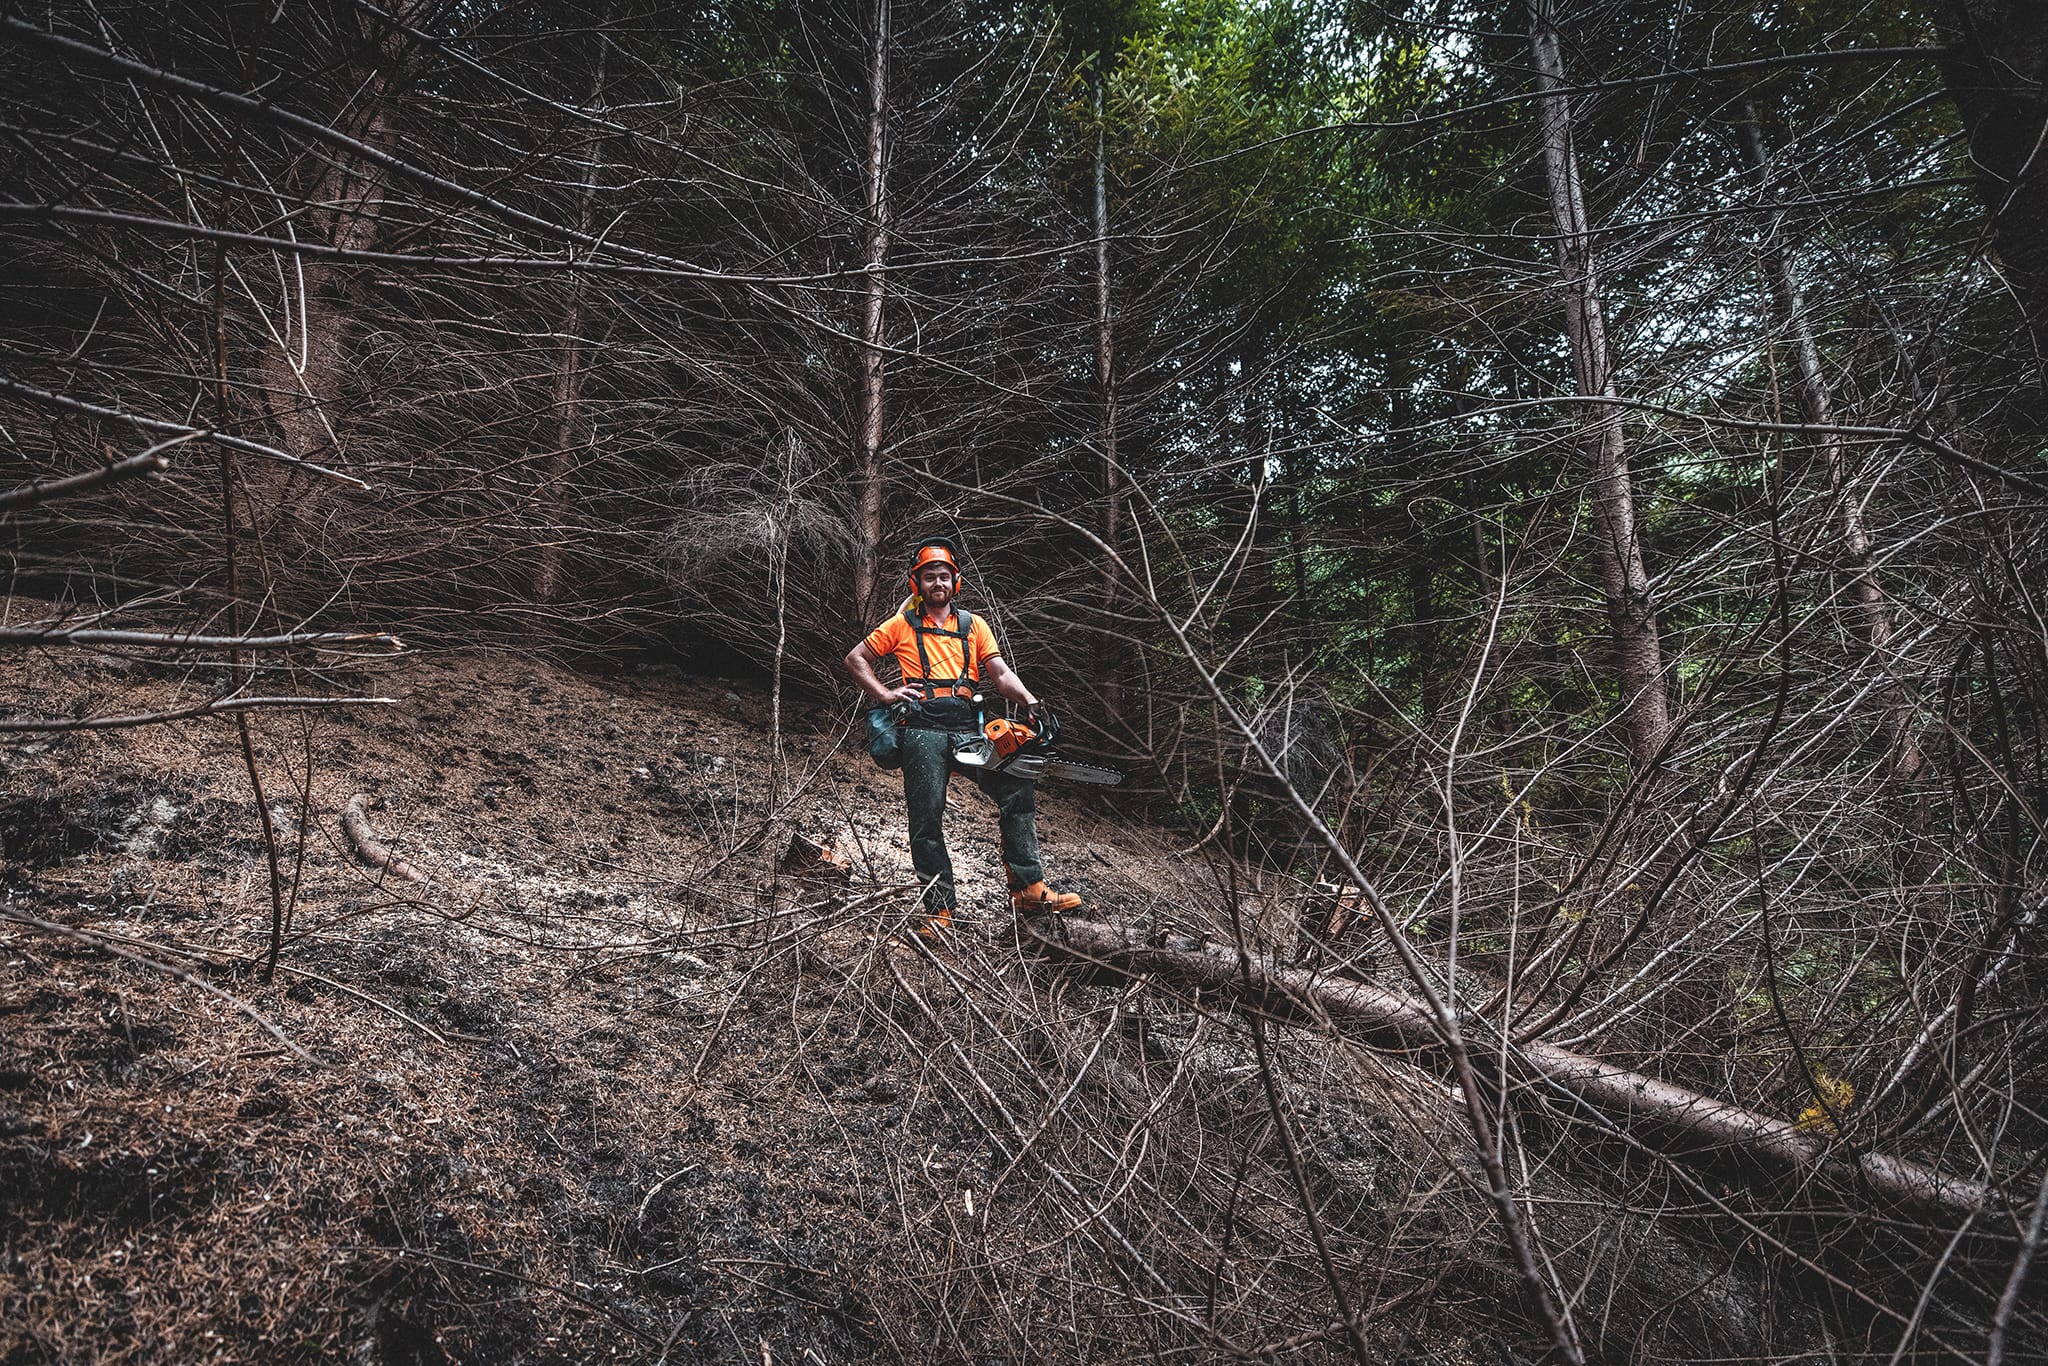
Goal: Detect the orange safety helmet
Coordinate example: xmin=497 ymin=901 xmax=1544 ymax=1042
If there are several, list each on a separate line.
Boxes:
xmin=906 ymin=538 xmax=965 ymax=598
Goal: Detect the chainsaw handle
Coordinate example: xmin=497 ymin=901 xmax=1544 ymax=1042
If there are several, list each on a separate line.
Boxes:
xmin=967 ymin=695 xmax=1060 ymax=748
xmin=1025 ymin=702 xmax=1059 ymax=747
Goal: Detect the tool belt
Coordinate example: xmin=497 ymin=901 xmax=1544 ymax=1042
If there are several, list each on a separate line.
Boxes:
xmin=901 ymin=696 xmax=978 ymax=732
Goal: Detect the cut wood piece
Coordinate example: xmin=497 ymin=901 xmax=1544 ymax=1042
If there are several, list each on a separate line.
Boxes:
xmin=1020 ymin=915 xmax=1992 ymax=1219
xmin=341 ymin=793 xmax=427 ymax=884
xmin=1311 ymin=880 xmax=1368 ymax=939
xmin=782 ymin=832 xmax=852 ymax=882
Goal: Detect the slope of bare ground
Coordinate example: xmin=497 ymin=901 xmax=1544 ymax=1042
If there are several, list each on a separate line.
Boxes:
xmin=0 ymin=629 xmax=1774 ymax=1364
xmin=0 ymin=636 xmax=1201 ymax=1364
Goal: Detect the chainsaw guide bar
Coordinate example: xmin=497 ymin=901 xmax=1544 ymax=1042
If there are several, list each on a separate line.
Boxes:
xmin=1039 ymin=756 xmax=1124 ymax=786
xmin=987 ymin=748 xmax=1124 ymax=786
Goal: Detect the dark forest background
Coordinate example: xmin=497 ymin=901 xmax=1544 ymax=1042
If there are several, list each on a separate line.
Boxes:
xmin=5 ymin=0 xmax=2048 ymax=1359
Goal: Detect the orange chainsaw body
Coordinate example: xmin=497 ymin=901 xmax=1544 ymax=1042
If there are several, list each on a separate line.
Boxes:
xmin=982 ymin=717 xmax=1037 ymax=761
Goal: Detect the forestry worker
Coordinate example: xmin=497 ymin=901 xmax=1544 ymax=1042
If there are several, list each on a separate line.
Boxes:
xmin=843 ymin=537 xmax=1084 ymax=935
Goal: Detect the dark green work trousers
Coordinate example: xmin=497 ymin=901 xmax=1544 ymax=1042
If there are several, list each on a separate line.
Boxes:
xmin=900 ymin=726 xmax=1042 ymax=913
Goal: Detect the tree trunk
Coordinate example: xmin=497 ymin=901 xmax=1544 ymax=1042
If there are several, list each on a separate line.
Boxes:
xmin=1936 ymin=0 xmax=2048 ymax=358
xmin=1736 ymin=103 xmax=1927 ymax=791
xmin=1389 ymin=348 xmax=1436 ymax=723
xmin=1022 ymin=915 xmax=1991 ymax=1219
xmin=1093 ymin=70 xmax=1125 ymax=723
xmin=1221 ymin=333 xmax=1282 ymax=646
xmin=852 ymin=0 xmax=891 ymax=619
xmin=770 ymin=431 xmax=800 ymax=794
xmin=1409 ymin=553 xmax=1437 ymax=723
xmin=533 ymin=39 xmax=609 ymax=606
xmin=1527 ymin=0 xmax=1671 ymax=771
xmin=252 ymin=6 xmax=419 ymax=535
xmin=1234 ymin=439 xmax=1281 ymax=635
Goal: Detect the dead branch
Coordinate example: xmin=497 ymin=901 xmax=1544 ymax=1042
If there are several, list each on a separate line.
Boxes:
xmin=341 ymin=792 xmax=429 ymax=884
xmin=0 ymin=18 xmax=768 ymax=288
xmin=0 ymin=694 xmax=398 ymax=732
xmin=28 ymin=916 xmax=463 ymax=1047
xmin=1484 ymin=392 xmax=2048 ymax=499
xmin=1021 ymin=915 xmax=1995 ymax=1219
xmin=1988 ymin=1161 xmax=2048 ymax=1366
xmin=0 ymin=372 xmax=370 ymax=488
xmin=0 ymin=445 xmax=171 ymax=511
xmin=0 ymin=626 xmax=402 ymax=650
xmin=0 ymin=906 xmax=318 ymax=1064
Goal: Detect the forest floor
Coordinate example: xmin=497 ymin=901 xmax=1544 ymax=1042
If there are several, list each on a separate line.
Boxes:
xmin=0 ymin=620 xmax=1798 ymax=1366
xmin=0 ymin=626 xmax=1274 ymax=1365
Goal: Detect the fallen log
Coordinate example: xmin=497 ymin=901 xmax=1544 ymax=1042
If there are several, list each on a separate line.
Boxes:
xmin=1021 ymin=915 xmax=1993 ymax=1220
xmin=341 ymin=793 xmax=428 ymax=885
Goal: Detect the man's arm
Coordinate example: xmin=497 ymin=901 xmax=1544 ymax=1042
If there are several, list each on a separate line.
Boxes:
xmin=980 ymin=654 xmax=1039 ymax=710
xmin=846 ymin=641 xmax=921 ymax=705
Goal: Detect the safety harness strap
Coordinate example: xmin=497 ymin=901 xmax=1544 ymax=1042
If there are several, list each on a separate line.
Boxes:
xmin=906 ymin=606 xmax=977 ymax=699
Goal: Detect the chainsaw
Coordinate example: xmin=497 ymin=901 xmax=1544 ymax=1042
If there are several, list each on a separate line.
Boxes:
xmin=950 ymin=702 xmax=1124 ymax=786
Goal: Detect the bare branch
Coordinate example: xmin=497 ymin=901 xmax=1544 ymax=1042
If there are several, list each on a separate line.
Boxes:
xmin=0 ymin=373 xmax=370 ymax=489
xmin=0 ymin=441 xmax=179 ymax=511
xmin=0 ymin=625 xmax=401 ymax=651
xmin=0 ymin=694 xmax=398 ymax=732
xmin=0 ymin=907 xmax=318 ymax=1064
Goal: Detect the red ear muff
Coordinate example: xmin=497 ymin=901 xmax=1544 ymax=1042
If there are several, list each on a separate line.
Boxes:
xmin=907 ymin=575 xmax=967 ymax=601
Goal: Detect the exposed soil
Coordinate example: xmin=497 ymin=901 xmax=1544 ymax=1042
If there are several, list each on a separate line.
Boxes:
xmin=0 ymin=633 xmax=1236 ymax=1365
xmin=0 ymin=628 xmax=1780 ymax=1364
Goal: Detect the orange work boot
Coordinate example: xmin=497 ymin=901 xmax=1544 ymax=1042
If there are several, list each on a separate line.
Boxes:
xmin=1010 ymin=881 xmax=1082 ymax=914
xmin=916 ymin=906 xmax=954 ymax=938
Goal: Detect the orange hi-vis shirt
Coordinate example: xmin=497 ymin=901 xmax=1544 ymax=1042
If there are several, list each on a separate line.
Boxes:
xmin=865 ymin=604 xmax=1002 ymax=698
